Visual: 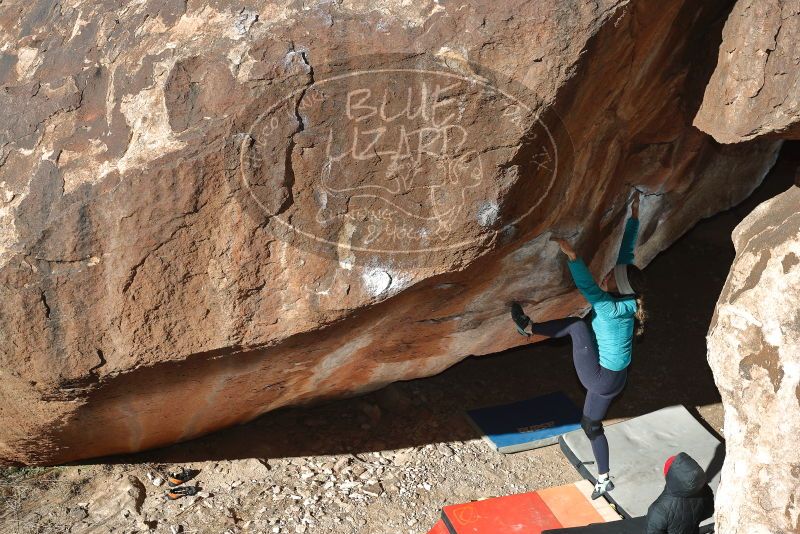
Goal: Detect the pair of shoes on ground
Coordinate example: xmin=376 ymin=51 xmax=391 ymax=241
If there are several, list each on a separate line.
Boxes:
xmin=165 ymin=468 xmax=200 ymax=500
xmin=511 ymin=302 xmax=533 ymax=336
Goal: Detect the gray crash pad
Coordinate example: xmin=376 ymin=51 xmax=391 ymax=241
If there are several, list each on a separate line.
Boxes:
xmin=559 ymin=405 xmax=723 ymax=531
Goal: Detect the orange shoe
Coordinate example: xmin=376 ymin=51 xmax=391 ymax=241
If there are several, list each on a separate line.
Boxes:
xmin=165 ymin=486 xmax=199 ymax=500
xmin=167 ymin=468 xmax=197 ymax=487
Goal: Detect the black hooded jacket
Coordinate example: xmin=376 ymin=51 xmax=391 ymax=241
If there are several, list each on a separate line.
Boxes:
xmin=645 ymin=453 xmax=714 ymax=534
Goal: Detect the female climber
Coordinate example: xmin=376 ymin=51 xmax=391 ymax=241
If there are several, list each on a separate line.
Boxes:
xmin=511 ymin=191 xmax=646 ymax=500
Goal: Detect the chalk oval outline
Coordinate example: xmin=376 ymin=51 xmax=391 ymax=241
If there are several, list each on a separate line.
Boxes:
xmin=240 ymin=66 xmax=561 ymax=255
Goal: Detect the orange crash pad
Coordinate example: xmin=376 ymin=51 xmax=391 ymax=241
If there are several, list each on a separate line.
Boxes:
xmin=441 ymin=481 xmax=619 ymax=534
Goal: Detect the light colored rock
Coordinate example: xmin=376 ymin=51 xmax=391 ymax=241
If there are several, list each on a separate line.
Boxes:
xmin=225 ymin=458 xmax=270 ymax=484
xmin=67 ymin=506 xmax=88 ymax=521
xmin=75 ymin=475 xmax=145 ymax=533
xmin=694 ymin=0 xmax=800 ymax=143
xmin=707 ymin=185 xmax=800 ymax=534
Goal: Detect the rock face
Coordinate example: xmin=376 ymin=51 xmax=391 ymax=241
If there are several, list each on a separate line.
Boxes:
xmin=697 ymin=1 xmax=800 ymax=529
xmin=694 ymin=0 xmax=800 ymax=143
xmin=707 ymin=185 xmax=800 ymax=534
xmin=0 ymin=0 xmax=782 ymax=464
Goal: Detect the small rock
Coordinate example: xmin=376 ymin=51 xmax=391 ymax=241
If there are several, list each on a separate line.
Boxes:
xmin=333 ymin=457 xmax=350 ymax=473
xmin=68 ymin=506 xmax=88 ymax=521
xmin=392 ymin=450 xmax=414 ymax=466
xmin=148 ymin=471 xmax=166 ymax=487
xmin=351 ymin=465 xmax=366 ymax=477
xmin=362 ymin=482 xmax=383 ymax=497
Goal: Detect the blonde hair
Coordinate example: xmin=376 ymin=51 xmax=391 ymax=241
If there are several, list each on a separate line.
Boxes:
xmin=626 ymin=265 xmax=647 ymax=338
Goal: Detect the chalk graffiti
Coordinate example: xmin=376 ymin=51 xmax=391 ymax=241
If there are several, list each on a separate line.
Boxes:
xmin=239 ymin=60 xmax=563 ymax=258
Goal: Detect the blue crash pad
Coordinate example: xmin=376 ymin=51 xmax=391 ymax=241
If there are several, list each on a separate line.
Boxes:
xmin=467 ymin=391 xmax=582 ymax=453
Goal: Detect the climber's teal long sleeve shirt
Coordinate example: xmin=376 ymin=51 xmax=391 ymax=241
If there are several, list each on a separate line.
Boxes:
xmin=567 ymin=217 xmax=639 ymax=371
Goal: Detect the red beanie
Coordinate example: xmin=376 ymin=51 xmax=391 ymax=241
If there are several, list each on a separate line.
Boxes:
xmin=663 ymin=455 xmax=677 ymax=477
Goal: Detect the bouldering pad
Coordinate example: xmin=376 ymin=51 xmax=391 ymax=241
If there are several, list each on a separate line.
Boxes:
xmin=558 ymin=405 xmax=722 ymax=532
xmin=542 ymin=516 xmax=648 ymax=533
xmin=441 ymin=480 xmax=620 ymax=533
xmin=466 ymin=391 xmax=582 ymax=453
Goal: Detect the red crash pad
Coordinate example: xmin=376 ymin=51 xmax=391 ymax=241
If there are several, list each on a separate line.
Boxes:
xmin=442 ymin=491 xmax=563 ymax=533
xmin=439 ymin=481 xmax=619 ymax=534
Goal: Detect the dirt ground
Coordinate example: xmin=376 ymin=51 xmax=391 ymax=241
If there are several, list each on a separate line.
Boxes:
xmin=2 ymin=145 xmax=797 ymax=534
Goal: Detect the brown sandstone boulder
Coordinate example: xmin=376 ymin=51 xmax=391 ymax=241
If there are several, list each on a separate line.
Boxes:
xmin=0 ymin=0 xmax=781 ymax=464
xmin=707 ymin=184 xmax=800 ymax=534
xmin=694 ymin=0 xmax=800 ymax=143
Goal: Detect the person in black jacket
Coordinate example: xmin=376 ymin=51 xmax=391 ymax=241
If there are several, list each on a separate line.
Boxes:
xmin=646 ymin=452 xmax=714 ymax=534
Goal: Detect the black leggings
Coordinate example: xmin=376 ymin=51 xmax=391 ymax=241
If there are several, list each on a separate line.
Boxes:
xmin=531 ymin=317 xmax=627 ymax=474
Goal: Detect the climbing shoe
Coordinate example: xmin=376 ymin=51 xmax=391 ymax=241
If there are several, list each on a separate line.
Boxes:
xmin=591 ymin=478 xmax=614 ymax=500
xmin=167 ymin=468 xmax=197 ymax=487
xmin=165 ymin=486 xmax=199 ymax=500
xmin=511 ymin=302 xmax=532 ymax=336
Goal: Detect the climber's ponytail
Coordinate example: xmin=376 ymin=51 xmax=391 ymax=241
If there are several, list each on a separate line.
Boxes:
xmin=626 ymin=265 xmax=647 ymax=339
